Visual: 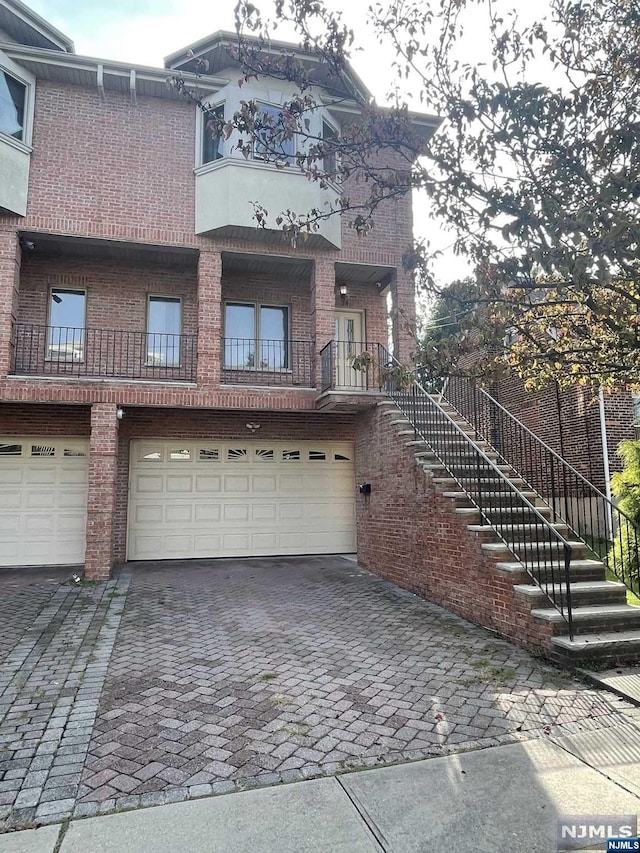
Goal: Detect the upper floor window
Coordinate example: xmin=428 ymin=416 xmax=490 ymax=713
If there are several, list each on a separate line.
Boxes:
xmin=254 ymin=102 xmax=295 ymax=164
xmin=47 ymin=288 xmax=86 ymax=361
xmin=202 ymin=103 xmax=224 ymax=165
xmin=224 ymin=302 xmax=289 ymax=370
xmin=322 ymin=120 xmax=338 ymax=176
xmin=0 ymin=68 xmax=26 ymax=141
xmin=146 ymin=295 xmax=182 ymax=367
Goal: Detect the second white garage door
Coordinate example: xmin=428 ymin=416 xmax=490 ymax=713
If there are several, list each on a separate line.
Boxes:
xmin=127 ymin=439 xmax=356 ymax=560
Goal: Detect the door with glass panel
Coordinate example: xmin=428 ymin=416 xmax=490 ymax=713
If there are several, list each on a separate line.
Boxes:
xmin=334 ymin=311 xmax=365 ymax=389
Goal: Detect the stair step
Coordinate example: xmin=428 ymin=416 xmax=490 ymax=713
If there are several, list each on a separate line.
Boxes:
xmin=443 ymin=490 xmax=538 ymax=500
xmin=457 ymin=506 xmax=552 ymax=517
xmin=513 ymin=580 xmax=627 ymax=607
xmin=432 ymin=476 xmax=527 ymax=486
xmin=551 ymin=630 xmax=640 ymax=661
xmin=497 ymin=559 xmax=606 ymax=581
xmin=469 ymin=523 xmax=568 ymax=534
xmin=531 ymin=604 xmax=640 ymax=634
xmin=482 ymin=539 xmax=586 ymax=554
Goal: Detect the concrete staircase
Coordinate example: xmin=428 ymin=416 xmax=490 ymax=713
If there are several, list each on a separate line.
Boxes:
xmin=380 ymin=397 xmax=640 ymax=665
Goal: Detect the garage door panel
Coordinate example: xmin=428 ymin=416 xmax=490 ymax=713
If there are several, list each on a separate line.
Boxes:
xmin=195 ymin=504 xmax=221 ymax=522
xmin=128 ymin=440 xmax=356 ymax=560
xmin=136 ymin=475 xmax=164 ymax=493
xmin=166 ymin=475 xmax=193 ymax=493
xmin=26 ymin=468 xmax=57 ymax=485
xmin=223 ymin=504 xmax=250 ymax=522
xmin=223 ymin=475 xmax=250 ymax=493
xmin=252 ymin=504 xmax=277 ymax=521
xmin=0 ymin=437 xmax=88 ymax=567
xmin=0 ymin=489 xmax=23 ymax=509
xmin=195 ymin=475 xmax=221 ymax=493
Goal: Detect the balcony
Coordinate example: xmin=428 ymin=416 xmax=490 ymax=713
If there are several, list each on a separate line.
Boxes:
xmin=221 ymin=338 xmax=313 ymax=387
xmin=11 ymin=324 xmax=197 ymax=382
xmin=318 ymin=340 xmax=389 ymax=410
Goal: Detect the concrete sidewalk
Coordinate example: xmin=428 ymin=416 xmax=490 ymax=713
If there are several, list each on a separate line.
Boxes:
xmin=3 ymin=724 xmax=640 ymax=853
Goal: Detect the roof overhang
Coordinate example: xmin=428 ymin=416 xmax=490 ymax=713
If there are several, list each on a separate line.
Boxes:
xmin=0 ymin=43 xmax=229 ymax=100
xmin=0 ymin=0 xmax=74 ymax=52
xmin=165 ymin=30 xmax=370 ymax=103
xmin=20 ymin=232 xmax=200 ymax=267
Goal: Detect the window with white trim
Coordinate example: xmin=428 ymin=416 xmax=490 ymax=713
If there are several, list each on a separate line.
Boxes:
xmin=47 ymin=288 xmax=86 ymax=361
xmin=0 ymin=68 xmax=26 ymax=141
xmin=202 ymin=103 xmax=225 ymax=165
xmin=224 ymin=302 xmax=289 ymax=370
xmin=253 ymin=101 xmax=295 ymax=164
xmin=146 ymin=296 xmax=182 ymax=367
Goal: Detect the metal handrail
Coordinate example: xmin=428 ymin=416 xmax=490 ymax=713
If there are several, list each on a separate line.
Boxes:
xmin=383 ymin=358 xmax=574 ymax=636
xmin=443 ymin=375 xmax=640 ymax=598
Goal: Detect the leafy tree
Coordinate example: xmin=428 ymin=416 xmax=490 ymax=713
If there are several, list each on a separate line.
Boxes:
xmin=609 ymin=440 xmax=640 ymax=591
xmin=173 ymin=0 xmax=640 ymax=389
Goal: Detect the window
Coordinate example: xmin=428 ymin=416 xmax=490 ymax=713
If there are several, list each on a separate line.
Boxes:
xmin=0 ymin=69 xmax=26 ymax=141
xmin=47 ymin=288 xmax=86 ymax=361
xmin=322 ymin=120 xmax=338 ymax=176
xmin=254 ymin=102 xmax=295 ymax=164
xmin=224 ymin=303 xmax=289 ymax=370
xmin=146 ymin=296 xmax=182 ymax=367
xmin=202 ymin=103 xmax=224 ymax=165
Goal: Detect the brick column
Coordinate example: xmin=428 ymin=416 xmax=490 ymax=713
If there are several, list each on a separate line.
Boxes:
xmin=197 ymin=250 xmax=222 ymax=388
xmin=84 ymin=403 xmax=119 ymax=580
xmin=0 ymin=231 xmax=21 ymax=379
xmin=390 ymin=267 xmax=417 ymax=364
xmin=312 ymin=257 xmax=336 ymax=388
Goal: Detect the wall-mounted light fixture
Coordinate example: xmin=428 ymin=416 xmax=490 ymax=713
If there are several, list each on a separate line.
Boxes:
xmin=339 ymin=283 xmax=348 ymax=304
xmin=246 ymin=422 xmax=261 ymax=432
xmin=116 ymin=407 xmax=124 ymax=420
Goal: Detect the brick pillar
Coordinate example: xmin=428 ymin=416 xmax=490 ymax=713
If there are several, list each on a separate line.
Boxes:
xmin=84 ymin=403 xmax=119 ymax=580
xmin=0 ymin=231 xmax=21 ymax=379
xmin=390 ymin=267 xmax=417 ymax=365
xmin=197 ymin=250 xmax=222 ymax=388
xmin=312 ymin=257 xmax=336 ymax=388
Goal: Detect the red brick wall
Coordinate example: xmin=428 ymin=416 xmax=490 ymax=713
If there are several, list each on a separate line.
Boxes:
xmin=0 ymin=401 xmax=90 ymax=434
xmin=112 ymin=407 xmax=357 ymax=561
xmin=492 ymin=375 xmax=635 ymax=490
xmin=354 ymin=404 xmax=555 ymax=652
xmin=28 ymin=82 xmax=196 ymax=236
xmin=18 ymin=254 xmax=198 ymax=333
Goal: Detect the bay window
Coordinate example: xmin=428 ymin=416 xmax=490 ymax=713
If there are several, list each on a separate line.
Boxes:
xmin=0 ymin=68 xmax=26 ymax=141
xmin=253 ymin=102 xmax=295 ymax=164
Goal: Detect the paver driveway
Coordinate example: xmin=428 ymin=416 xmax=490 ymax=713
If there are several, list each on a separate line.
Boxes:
xmin=0 ymin=556 xmax=637 ymax=829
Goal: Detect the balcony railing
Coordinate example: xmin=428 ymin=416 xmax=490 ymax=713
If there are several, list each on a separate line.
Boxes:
xmin=320 ymin=341 xmax=389 ymax=393
xmin=221 ymin=338 xmax=313 ymax=387
xmin=11 ymin=324 xmax=197 ymax=382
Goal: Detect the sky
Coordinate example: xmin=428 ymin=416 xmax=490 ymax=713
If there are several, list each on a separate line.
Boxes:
xmin=23 ymin=0 xmax=522 ymax=295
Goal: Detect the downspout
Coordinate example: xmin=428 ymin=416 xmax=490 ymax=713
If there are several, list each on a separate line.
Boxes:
xmin=598 ymin=388 xmax=614 ymax=540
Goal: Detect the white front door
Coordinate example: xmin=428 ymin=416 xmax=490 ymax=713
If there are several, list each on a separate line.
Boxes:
xmin=127 ymin=440 xmax=356 ymax=560
xmin=334 ymin=311 xmax=365 ymax=389
xmin=0 ymin=437 xmax=89 ymax=567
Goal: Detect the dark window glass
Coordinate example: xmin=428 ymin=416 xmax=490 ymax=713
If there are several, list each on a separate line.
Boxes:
xmin=322 ymin=120 xmax=337 ymax=175
xmin=0 ymin=69 xmax=26 ymax=140
xmin=202 ymin=104 xmax=224 ymax=164
xmin=254 ymin=102 xmax=294 ymax=163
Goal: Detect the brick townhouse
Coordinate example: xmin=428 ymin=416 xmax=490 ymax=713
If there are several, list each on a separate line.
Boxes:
xmin=0 ymin=0 xmax=439 ymax=578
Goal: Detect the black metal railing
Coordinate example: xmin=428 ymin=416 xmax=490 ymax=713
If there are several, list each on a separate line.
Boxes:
xmin=11 ymin=323 xmax=197 ymax=381
xmin=444 ymin=375 xmax=640 ymax=599
xmin=383 ymin=365 xmax=575 ymax=636
xmin=222 ymin=338 xmax=312 ymax=387
xmin=320 ymin=341 xmax=389 ymax=393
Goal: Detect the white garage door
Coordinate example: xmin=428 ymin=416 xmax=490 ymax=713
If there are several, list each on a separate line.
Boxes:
xmin=127 ymin=439 xmax=356 ymax=560
xmin=0 ymin=437 xmax=89 ymax=567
